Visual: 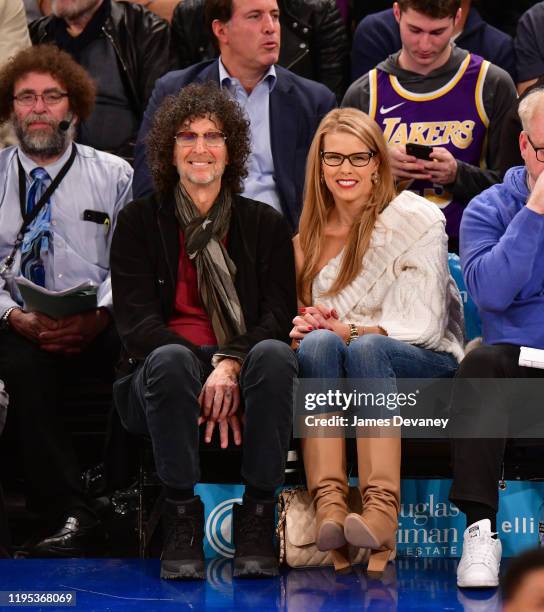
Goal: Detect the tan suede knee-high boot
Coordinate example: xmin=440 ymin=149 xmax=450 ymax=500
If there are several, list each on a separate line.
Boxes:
xmin=301 ymin=436 xmax=349 ymax=555
xmin=344 ymin=435 xmax=401 ymax=575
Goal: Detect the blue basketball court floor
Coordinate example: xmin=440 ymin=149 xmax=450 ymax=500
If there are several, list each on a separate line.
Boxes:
xmin=0 ymin=557 xmax=503 ymax=611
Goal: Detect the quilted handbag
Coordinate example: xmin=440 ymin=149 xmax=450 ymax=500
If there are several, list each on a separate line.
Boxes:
xmin=277 ymin=487 xmax=371 ymax=570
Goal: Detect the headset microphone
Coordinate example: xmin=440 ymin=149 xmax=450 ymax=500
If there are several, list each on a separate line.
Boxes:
xmin=58 ymin=114 xmax=74 ymax=132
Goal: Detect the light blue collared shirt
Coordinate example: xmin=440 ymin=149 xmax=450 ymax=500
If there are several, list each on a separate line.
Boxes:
xmin=0 ymin=143 xmax=133 ymax=316
xmin=218 ymin=58 xmax=282 ymax=214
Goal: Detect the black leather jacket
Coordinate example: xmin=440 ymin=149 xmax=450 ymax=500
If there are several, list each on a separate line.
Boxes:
xmin=29 ymin=1 xmax=174 ymax=120
xmin=171 ymin=0 xmax=349 ymax=100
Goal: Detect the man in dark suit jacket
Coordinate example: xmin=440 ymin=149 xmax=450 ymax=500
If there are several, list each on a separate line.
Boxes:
xmin=170 ymin=0 xmax=349 ymax=100
xmin=134 ymin=0 xmax=336 ymax=232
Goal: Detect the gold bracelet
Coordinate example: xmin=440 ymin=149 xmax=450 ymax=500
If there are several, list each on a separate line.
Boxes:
xmin=346 ymin=323 xmax=359 ymax=345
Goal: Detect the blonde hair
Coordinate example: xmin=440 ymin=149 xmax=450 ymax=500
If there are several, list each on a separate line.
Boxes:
xmin=518 ymin=87 xmax=544 ymax=133
xmin=297 ymin=108 xmax=396 ymax=305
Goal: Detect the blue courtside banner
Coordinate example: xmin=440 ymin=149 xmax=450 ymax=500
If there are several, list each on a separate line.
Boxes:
xmin=196 ymin=480 xmax=543 ymax=559
xmin=196 ymin=483 xmax=244 ymax=559
xmin=397 ymin=479 xmax=543 ymax=558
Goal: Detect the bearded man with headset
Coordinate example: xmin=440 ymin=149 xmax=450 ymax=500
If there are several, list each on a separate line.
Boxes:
xmin=0 ymin=45 xmax=132 ymax=558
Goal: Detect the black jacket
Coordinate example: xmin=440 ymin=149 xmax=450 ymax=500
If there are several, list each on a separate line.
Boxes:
xmin=111 ymin=193 xmax=297 ymax=377
xmin=171 ymin=0 xmax=349 ymax=100
xmin=29 ymin=0 xmax=173 ymax=120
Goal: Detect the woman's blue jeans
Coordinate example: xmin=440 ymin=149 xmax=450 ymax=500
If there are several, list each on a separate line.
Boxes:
xmin=297 ymin=330 xmax=458 ymax=421
xmin=297 ymin=330 xmax=458 ymax=382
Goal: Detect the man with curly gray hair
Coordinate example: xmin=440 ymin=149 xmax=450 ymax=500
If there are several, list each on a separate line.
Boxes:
xmin=111 ymin=82 xmax=298 ymax=580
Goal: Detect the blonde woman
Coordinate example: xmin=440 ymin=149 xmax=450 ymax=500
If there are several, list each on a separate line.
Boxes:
xmin=291 ymin=108 xmax=464 ymax=574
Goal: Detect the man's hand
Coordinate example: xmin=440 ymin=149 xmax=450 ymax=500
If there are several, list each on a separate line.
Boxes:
xmin=423 ymin=148 xmax=458 ymax=185
xmin=38 ymin=308 xmax=111 ymax=353
xmin=527 ymin=169 xmax=544 ymax=215
xmin=199 ymin=358 xmax=241 ymax=428
xmin=8 ymin=309 xmax=59 ymax=343
xmin=202 ymin=414 xmax=243 ymax=449
xmin=389 ymin=145 xmax=432 ymax=180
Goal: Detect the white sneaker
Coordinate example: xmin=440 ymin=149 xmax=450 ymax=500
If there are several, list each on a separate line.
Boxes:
xmin=457 ymin=519 xmax=502 ymax=588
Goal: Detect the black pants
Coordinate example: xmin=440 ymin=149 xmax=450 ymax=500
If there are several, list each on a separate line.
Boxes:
xmin=115 ymin=340 xmax=298 ymax=490
xmin=0 ymin=326 xmax=119 ymax=519
xmin=449 ymin=344 xmax=544 ymax=514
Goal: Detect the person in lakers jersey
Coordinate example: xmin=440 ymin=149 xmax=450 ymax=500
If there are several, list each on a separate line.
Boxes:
xmin=343 ymin=0 xmax=517 ymax=253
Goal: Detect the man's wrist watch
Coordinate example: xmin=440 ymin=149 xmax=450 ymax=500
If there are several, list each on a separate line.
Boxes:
xmin=346 ymin=323 xmax=359 ymax=346
xmin=1 ymin=306 xmax=20 ymax=330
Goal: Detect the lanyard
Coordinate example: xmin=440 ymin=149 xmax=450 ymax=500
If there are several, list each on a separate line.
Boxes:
xmin=0 ymin=145 xmax=77 ymax=275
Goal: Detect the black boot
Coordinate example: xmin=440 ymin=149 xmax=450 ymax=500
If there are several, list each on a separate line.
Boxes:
xmin=160 ymin=496 xmax=205 ymax=580
xmin=233 ymin=497 xmax=279 ymax=578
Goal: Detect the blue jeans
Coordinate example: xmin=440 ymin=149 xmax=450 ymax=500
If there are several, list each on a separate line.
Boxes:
xmin=297 ymin=330 xmax=458 ymax=411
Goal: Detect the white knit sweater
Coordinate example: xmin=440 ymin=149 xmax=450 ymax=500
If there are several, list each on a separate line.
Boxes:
xmin=312 ymin=190 xmax=465 ymax=363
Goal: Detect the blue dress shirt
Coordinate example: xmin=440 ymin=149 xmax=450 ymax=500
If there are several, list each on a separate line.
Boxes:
xmin=0 ymin=143 xmax=133 ymax=316
xmin=218 ymin=58 xmax=282 ymax=214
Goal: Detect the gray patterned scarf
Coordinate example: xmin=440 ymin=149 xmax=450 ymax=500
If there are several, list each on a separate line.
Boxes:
xmin=174 ymin=183 xmax=246 ymax=346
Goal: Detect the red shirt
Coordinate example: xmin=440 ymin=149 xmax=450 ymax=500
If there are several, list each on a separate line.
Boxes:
xmin=167 ymin=231 xmax=217 ymax=346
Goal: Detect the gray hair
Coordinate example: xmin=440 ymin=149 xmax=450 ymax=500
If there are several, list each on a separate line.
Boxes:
xmin=518 ymin=87 xmax=544 ymax=133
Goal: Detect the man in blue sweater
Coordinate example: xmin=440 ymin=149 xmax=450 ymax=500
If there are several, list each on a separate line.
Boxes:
xmin=450 ymin=86 xmax=544 ymax=589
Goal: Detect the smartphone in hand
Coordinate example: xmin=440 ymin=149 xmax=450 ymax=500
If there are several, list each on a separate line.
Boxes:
xmin=406 ymin=143 xmax=433 ymax=161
